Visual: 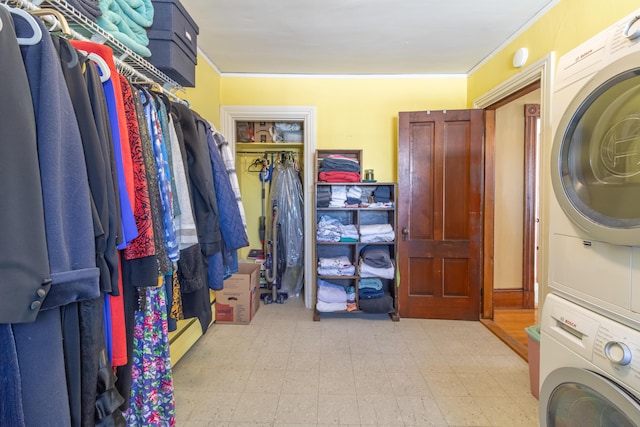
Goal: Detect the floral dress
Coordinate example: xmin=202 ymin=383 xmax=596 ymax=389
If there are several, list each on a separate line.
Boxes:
xmin=125 ymin=280 xmax=176 ymax=426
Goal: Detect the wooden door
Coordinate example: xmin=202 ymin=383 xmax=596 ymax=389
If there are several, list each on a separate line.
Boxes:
xmin=398 ymin=110 xmax=484 ymax=320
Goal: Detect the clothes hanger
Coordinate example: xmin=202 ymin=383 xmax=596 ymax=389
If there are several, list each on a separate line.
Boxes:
xmin=0 ymin=4 xmax=43 ymax=45
xmin=29 ymin=8 xmax=71 ymax=36
xmin=77 ymin=49 xmax=111 ymax=83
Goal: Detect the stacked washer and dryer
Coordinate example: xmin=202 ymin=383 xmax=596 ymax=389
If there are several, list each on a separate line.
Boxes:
xmin=542 ymin=8 xmax=640 ymax=426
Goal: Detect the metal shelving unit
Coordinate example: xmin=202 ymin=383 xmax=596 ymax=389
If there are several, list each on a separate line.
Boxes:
xmin=8 ymin=0 xmax=185 ymax=101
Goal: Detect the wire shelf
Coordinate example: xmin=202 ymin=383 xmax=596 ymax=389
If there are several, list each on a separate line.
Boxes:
xmin=8 ymin=0 xmax=185 ymax=96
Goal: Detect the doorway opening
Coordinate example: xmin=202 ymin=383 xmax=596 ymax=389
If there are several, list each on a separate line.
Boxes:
xmin=474 ymin=53 xmax=555 ymax=359
xmin=220 ymin=106 xmax=316 ymax=309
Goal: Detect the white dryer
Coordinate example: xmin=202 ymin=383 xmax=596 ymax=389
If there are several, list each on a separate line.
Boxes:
xmin=540 ymin=293 xmax=640 ymax=426
xmin=549 ymin=8 xmax=640 ymax=328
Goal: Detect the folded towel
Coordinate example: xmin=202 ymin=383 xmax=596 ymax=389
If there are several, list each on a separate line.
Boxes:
xmin=317 ymin=279 xmax=347 ymax=303
xmin=359 ymin=223 xmax=393 ymax=236
xmin=359 ymin=288 xmax=385 ymax=299
xmin=318 ymin=171 xmax=361 ymax=183
xmin=359 ymin=293 xmax=394 ymax=313
xmin=316 ymin=300 xmax=347 ymax=312
xmin=358 ymin=277 xmax=383 ymax=290
xmin=374 ymin=186 xmax=391 ymax=203
xmin=320 ymin=157 xmax=361 ymax=173
xmin=359 ymin=259 xmax=395 ymax=280
xmin=318 ymin=256 xmax=352 ymax=268
xmin=317 ymin=265 xmax=356 ymax=276
xmin=360 ymin=231 xmax=395 ymax=243
xmin=347 ymin=185 xmax=362 ymax=199
xmin=97 ymin=0 xmax=154 ymax=57
xmin=360 ymin=246 xmax=392 ymax=269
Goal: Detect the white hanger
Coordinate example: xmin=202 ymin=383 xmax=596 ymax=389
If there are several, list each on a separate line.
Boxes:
xmin=88 ymin=52 xmax=111 ymax=83
xmin=78 ymin=49 xmax=111 ymax=83
xmin=0 ymin=4 xmax=43 ymax=46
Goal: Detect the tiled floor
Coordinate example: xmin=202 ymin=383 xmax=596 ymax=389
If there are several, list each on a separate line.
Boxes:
xmin=172 ymin=297 xmax=539 ymax=426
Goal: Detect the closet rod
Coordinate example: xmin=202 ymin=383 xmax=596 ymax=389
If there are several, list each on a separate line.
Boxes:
xmin=6 ymin=0 xmax=188 ymax=105
xmin=237 ymin=150 xmax=301 ymax=155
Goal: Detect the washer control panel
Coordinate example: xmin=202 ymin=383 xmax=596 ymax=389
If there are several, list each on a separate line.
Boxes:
xmin=593 ymin=314 xmax=640 ymax=393
xmin=542 ymin=293 xmax=640 ymax=396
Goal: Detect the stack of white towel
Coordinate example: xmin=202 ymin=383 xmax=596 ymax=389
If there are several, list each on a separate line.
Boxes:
xmin=317 ymin=256 xmax=356 ymax=276
xmin=359 ymin=223 xmax=395 ymax=243
xmin=329 ymin=185 xmax=347 ymax=207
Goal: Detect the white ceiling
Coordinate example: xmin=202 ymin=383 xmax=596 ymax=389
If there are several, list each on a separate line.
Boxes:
xmin=179 ymin=0 xmax=559 ymax=76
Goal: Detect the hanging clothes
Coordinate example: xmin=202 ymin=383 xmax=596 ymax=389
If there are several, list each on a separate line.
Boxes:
xmin=124 ymin=281 xmax=176 ymax=426
xmin=12 ymin=14 xmax=100 ymax=427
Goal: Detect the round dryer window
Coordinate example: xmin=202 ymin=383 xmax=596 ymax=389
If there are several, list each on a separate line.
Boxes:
xmin=552 ymin=51 xmax=640 ymax=245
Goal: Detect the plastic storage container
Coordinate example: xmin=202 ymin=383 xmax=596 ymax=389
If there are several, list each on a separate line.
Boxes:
xmin=525 ymin=325 xmax=540 ymax=399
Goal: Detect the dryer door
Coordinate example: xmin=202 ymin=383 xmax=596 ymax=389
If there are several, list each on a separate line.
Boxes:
xmin=551 ymin=51 xmax=640 ymax=245
xmin=540 ymin=367 xmax=640 ymax=426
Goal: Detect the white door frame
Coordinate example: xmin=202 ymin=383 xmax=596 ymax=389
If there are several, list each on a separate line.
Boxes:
xmin=220 ymin=105 xmax=316 ymax=309
xmin=473 ymin=52 xmax=555 ymax=315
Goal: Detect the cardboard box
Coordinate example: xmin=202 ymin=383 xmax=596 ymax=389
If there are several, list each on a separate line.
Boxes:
xmin=215 ymin=263 xmax=260 ymax=324
xmin=253 ymin=121 xmax=274 ymax=143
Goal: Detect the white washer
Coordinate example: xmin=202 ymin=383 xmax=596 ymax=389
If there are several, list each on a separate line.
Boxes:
xmin=549 ymin=8 xmax=640 ymax=327
xmin=540 ymin=293 xmax=640 ymax=426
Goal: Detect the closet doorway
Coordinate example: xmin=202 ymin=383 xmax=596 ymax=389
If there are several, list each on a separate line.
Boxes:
xmin=220 ymin=106 xmax=316 ymax=309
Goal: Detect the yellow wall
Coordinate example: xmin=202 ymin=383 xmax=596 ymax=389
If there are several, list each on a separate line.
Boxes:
xmin=181 ymin=0 xmax=640 ymax=300
xmin=185 ymin=0 xmax=640 ymax=181
xmin=468 ymin=0 xmax=638 ymax=104
xmin=221 ymin=76 xmax=467 ymax=183
xmin=182 ymin=53 xmax=222 ymax=127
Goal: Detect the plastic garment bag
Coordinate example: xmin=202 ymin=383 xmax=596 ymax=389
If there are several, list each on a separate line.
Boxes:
xmin=267 ymin=156 xmax=304 ymax=297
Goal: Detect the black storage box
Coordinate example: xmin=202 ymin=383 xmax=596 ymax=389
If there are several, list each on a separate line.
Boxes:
xmin=148 ymin=0 xmax=199 ymax=87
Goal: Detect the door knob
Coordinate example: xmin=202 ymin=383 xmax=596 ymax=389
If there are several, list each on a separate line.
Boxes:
xmin=402 ymin=227 xmax=408 ymax=241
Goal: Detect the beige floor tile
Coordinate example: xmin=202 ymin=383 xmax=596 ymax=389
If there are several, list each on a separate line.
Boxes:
xmin=182 ymin=421 xmax=229 ymax=427
xmin=396 ymin=395 xmax=448 ymax=426
xmin=317 ymin=394 xmax=361 ymax=425
xmin=172 ymin=296 xmax=539 ymax=427
xmin=415 ymin=353 xmax=454 ymax=375
xmin=201 ymin=368 xmax=252 ymax=393
xmin=389 ymin=371 xmax=432 ymax=396
xmin=353 ymin=369 xmax=392 ymax=395
xmin=274 ymin=393 xmax=319 ymax=424
xmin=357 ymin=394 xmax=404 ymax=425
xmin=230 ymin=392 xmax=279 ymax=423
xmin=457 ymin=372 xmax=510 ymax=397
xmin=243 ymin=369 xmax=285 ymax=394
xmin=349 ymin=338 xmax=381 ymax=354
xmin=254 ymin=350 xmax=291 ymax=371
xmin=318 ymin=369 xmax=356 ymax=395
xmin=320 ymin=349 xmax=353 ymax=373
xmin=288 ymin=351 xmax=321 ymax=372
xmin=514 ymin=395 xmax=541 ymax=424
xmin=282 ymin=369 xmax=320 ymax=394
xmin=424 ymin=372 xmax=470 ymax=397
xmin=436 ymin=395 xmax=491 ymax=426
xmin=382 ymin=352 xmax=420 ymax=373
xmin=351 ymin=351 xmax=386 ymax=372
xmin=475 ymin=396 xmax=539 ymax=427
xmin=186 ymin=392 xmax=241 ymax=422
